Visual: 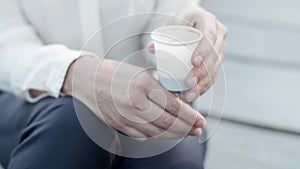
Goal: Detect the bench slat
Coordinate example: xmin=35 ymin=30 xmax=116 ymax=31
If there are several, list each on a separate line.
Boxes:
xmin=205 ymin=120 xmax=300 ymax=169
xmin=194 ymin=60 xmax=300 ymax=132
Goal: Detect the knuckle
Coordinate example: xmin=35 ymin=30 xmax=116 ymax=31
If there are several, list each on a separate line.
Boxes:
xmin=141 ymin=71 xmax=154 ymax=80
xmin=207 ymin=12 xmax=216 ymax=20
xmin=199 ymin=90 xmax=205 ymax=96
xmin=205 ymin=80 xmax=213 ymax=89
xmin=198 ymin=82 xmax=207 ymax=92
xmin=130 ymin=97 xmax=145 ymax=111
xmin=148 ymin=128 xmax=161 ymax=136
xmin=96 ymin=88 xmax=111 ymax=103
xmin=162 ymin=116 xmax=175 ymax=128
xmin=122 ymin=127 xmax=133 ymax=137
xmin=198 ymin=67 xmax=207 ymax=79
xmin=200 ymin=84 xmax=211 ymax=95
xmin=206 ymin=30 xmax=217 ymax=43
xmin=112 ymin=122 xmax=124 ymax=131
xmin=167 ymin=98 xmax=181 ymax=113
xmin=140 ymin=73 xmax=158 ymax=91
xmin=132 ymin=78 xmax=145 ymax=89
xmin=222 ymin=24 xmax=228 ymax=35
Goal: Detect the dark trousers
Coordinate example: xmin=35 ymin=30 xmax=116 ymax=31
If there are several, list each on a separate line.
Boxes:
xmin=0 ymin=91 xmax=206 ymax=169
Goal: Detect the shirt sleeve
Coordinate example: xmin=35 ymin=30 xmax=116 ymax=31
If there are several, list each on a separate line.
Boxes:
xmin=141 ymin=0 xmax=201 ymax=69
xmin=0 ymin=0 xmax=87 ymax=102
xmin=143 ymin=0 xmax=201 ymax=33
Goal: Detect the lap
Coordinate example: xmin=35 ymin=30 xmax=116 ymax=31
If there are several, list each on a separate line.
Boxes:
xmin=118 ymin=136 xmax=206 ymax=169
xmin=0 ymin=91 xmax=206 ymax=169
xmin=0 ymin=92 xmax=110 ymax=169
xmin=0 ymin=92 xmax=35 ymax=167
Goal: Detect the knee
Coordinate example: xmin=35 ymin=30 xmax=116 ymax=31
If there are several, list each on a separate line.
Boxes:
xmin=36 ymin=96 xmax=80 ymax=135
xmin=166 ymin=136 xmax=207 ymax=169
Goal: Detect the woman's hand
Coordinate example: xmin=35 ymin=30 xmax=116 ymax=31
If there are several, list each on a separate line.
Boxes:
xmin=62 ymin=56 xmax=206 ymax=140
xmin=173 ymin=6 xmax=228 ymax=102
xmin=149 ymin=6 xmax=227 ymax=102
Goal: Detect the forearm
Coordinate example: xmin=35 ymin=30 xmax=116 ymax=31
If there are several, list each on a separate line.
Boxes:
xmin=62 ymin=56 xmax=99 ymax=101
xmin=61 ymin=56 xmax=117 ymax=114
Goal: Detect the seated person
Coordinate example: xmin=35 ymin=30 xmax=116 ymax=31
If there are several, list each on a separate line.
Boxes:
xmin=0 ymin=0 xmax=227 ymax=168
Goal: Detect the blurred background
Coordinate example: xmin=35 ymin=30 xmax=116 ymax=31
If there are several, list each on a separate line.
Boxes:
xmin=197 ymin=0 xmax=300 ymax=168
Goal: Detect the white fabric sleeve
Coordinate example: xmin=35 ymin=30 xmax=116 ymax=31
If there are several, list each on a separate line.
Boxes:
xmin=145 ymin=0 xmax=201 ymax=31
xmin=142 ymin=0 xmax=201 ymax=47
xmin=0 ymin=0 xmax=86 ymax=102
xmin=141 ymin=0 xmax=201 ymax=69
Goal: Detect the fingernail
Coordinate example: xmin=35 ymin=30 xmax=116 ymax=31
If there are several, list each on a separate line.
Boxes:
xmin=185 ymin=92 xmax=198 ymax=102
xmin=186 ymin=76 xmax=197 ymax=88
xmin=194 ymin=55 xmax=203 ymax=66
xmin=193 ymin=128 xmax=202 ymax=136
xmin=196 ymin=120 xmax=204 ymax=128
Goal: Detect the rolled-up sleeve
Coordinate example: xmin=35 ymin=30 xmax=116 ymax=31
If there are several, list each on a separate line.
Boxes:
xmin=0 ymin=0 xmax=83 ymax=102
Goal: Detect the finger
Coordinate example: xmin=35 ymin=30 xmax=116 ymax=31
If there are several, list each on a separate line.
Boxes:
xmin=128 ymin=119 xmax=194 ymax=139
xmin=186 ymin=74 xmax=211 ymax=100
xmin=198 ymin=69 xmax=216 ymax=95
xmin=148 ymin=43 xmax=155 ymax=54
xmin=155 ymin=127 xmax=202 ymax=139
xmin=145 ymin=82 xmax=206 ymax=128
xmin=199 ymin=77 xmax=215 ymax=95
xmin=185 ymin=71 xmax=217 ymax=102
xmin=121 ymin=126 xmax=148 ymax=140
xmin=149 ymin=101 xmax=201 ymax=135
xmin=175 ymin=101 xmax=206 ymax=128
xmin=185 ymin=64 xmax=207 ymax=89
xmin=191 ymin=37 xmax=212 ymax=67
xmin=136 ymin=123 xmax=188 ymax=139
xmin=185 ymin=47 xmax=223 ymax=101
xmin=131 ymin=97 xmax=201 ymax=136
xmin=187 ymin=20 xmax=225 ymax=90
xmin=184 ymin=51 xmax=220 ymax=102
xmin=198 ymin=54 xmax=223 ymax=95
xmin=215 ymin=21 xmax=227 ymax=61
xmin=130 ymin=122 xmax=163 ymax=138
xmin=116 ymin=106 xmax=190 ymax=140
xmin=191 ymin=18 xmax=218 ymax=67
xmin=218 ymin=20 xmax=228 ymax=40
xmin=185 ymin=48 xmax=218 ymax=89
xmin=196 ymin=20 xmax=227 ymax=91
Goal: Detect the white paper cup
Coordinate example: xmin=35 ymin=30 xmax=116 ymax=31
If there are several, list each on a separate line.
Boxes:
xmin=151 ymin=25 xmax=203 ymax=92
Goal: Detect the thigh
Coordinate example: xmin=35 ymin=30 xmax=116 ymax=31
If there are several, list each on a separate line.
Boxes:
xmin=118 ymin=136 xmax=207 ymax=169
xmin=0 ymin=92 xmax=34 ymax=167
xmin=0 ymin=92 xmax=111 ymax=169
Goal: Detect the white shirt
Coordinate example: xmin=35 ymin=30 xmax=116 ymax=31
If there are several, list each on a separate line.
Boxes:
xmin=0 ymin=0 xmax=199 ymax=102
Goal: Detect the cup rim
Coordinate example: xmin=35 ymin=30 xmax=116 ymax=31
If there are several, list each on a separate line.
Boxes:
xmin=151 ymin=25 xmax=203 ymax=46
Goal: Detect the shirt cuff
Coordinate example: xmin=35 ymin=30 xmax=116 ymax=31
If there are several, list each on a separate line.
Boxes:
xmin=25 ymin=46 xmax=97 ymax=103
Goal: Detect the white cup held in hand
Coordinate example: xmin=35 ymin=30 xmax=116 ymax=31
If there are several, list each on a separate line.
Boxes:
xmin=151 ymin=25 xmax=203 ymax=92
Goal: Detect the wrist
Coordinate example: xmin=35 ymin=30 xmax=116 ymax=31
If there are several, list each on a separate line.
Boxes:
xmin=62 ymin=56 xmax=100 ymax=96
xmin=61 ymin=59 xmax=76 ymax=96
